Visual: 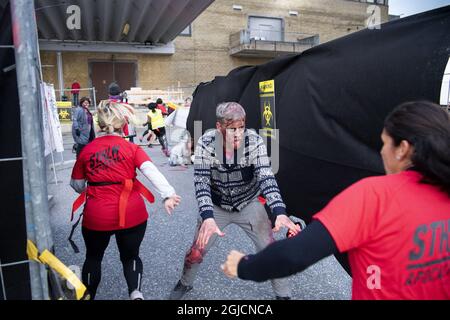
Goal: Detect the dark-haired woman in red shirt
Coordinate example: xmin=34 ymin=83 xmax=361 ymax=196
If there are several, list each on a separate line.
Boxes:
xmin=223 ymin=101 xmax=450 ymax=300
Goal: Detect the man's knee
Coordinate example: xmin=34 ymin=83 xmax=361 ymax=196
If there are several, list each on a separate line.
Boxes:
xmin=250 ymin=217 xmax=275 ymax=247
xmin=184 ymin=244 xmax=205 ymax=269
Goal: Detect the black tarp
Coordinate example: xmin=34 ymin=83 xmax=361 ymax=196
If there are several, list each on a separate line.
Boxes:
xmin=187 ymin=6 xmax=450 ymax=223
xmin=0 ymin=0 xmax=31 ymax=300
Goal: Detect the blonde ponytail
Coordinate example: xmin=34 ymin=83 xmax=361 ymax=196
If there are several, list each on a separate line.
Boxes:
xmin=97 ymin=100 xmax=137 ymax=134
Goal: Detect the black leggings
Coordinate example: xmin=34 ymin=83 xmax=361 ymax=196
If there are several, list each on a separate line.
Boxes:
xmin=81 ymin=221 xmax=147 ymax=299
xmin=142 ymin=127 xmax=168 ymax=150
xmin=153 ymin=128 xmax=168 ymax=150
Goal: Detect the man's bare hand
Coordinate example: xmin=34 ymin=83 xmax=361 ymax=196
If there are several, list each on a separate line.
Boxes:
xmin=196 ymin=218 xmax=225 ymax=250
xmin=273 ymin=214 xmax=301 ymax=235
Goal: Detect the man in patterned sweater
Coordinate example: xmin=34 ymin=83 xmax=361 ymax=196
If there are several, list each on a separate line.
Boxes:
xmin=169 ymin=102 xmax=300 ymax=300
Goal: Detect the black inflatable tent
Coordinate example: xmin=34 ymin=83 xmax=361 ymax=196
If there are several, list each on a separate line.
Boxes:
xmin=187 ymin=6 xmax=450 ymax=223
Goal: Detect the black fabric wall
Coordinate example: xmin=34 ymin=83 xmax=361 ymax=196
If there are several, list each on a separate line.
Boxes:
xmin=187 ymin=6 xmax=450 ymax=222
xmin=0 ymin=0 xmax=31 ymax=300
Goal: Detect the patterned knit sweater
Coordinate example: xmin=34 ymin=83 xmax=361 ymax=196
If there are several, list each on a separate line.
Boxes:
xmin=194 ymin=129 xmax=287 ymax=220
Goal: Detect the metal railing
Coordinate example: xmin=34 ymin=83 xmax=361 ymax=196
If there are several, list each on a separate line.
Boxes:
xmin=54 ymin=87 xmax=97 ymax=108
xmin=230 ymin=29 xmax=320 ymax=48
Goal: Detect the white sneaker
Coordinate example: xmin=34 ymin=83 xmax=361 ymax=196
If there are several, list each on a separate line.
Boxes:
xmin=130 ymin=290 xmax=144 ymax=300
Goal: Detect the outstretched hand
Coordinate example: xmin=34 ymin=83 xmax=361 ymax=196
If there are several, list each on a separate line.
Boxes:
xmin=196 ymin=218 xmax=225 ymax=250
xmin=273 ymin=214 xmax=301 ymax=236
xmin=221 ymin=250 xmax=245 ymax=278
xmin=164 ymin=194 xmax=181 ymax=215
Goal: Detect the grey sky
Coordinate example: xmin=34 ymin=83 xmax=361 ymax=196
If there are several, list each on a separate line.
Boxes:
xmin=389 ymin=0 xmax=450 ymax=17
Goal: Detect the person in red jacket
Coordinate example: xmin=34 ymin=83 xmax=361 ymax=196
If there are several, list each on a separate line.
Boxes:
xmin=156 ymin=98 xmax=168 ymax=116
xmin=70 ymin=100 xmax=181 ymax=300
xmin=222 ymin=101 xmax=450 ymax=300
xmin=71 ymin=80 xmax=81 ymax=107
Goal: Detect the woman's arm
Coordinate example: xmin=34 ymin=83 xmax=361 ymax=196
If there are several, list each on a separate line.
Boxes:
xmin=139 ymin=161 xmax=176 ymax=199
xmin=70 ymin=179 xmax=86 ymax=194
xmin=236 ymin=220 xmax=339 ymax=281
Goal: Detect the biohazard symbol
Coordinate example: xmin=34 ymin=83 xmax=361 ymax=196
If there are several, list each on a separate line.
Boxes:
xmin=263 ymin=102 xmax=273 ymax=126
xmin=59 ymin=110 xmax=70 ymax=120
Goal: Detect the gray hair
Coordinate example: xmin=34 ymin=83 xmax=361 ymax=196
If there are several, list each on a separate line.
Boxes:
xmin=216 ymin=102 xmax=246 ymax=123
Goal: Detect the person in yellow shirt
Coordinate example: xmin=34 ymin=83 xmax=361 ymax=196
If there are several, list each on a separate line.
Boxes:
xmin=141 ymin=102 xmax=170 ymax=157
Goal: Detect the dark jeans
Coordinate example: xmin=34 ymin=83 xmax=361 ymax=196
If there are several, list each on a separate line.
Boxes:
xmin=72 ymin=93 xmax=79 ymax=107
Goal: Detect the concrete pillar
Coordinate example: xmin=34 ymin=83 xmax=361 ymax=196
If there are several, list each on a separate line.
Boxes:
xmin=56 ymin=51 xmax=64 ymax=100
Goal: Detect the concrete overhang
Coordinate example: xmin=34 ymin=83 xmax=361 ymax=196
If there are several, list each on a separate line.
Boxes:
xmin=39 ymin=40 xmax=175 ymax=55
xmin=35 ymin=0 xmax=214 ymax=53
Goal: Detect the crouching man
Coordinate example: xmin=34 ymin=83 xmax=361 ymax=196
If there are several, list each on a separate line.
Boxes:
xmin=169 ymin=102 xmax=300 ymax=300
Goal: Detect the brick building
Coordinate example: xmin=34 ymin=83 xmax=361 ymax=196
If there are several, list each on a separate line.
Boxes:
xmin=39 ymin=0 xmax=389 ymax=102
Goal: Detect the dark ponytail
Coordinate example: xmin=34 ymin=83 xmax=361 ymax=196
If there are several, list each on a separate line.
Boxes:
xmin=384 ymin=101 xmax=450 ymax=196
xmin=147 ymin=102 xmax=157 ymax=113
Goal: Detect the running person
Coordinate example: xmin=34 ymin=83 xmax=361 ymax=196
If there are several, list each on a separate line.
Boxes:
xmin=70 ymin=100 xmax=181 ymax=300
xmin=142 ymin=102 xmax=170 ymax=157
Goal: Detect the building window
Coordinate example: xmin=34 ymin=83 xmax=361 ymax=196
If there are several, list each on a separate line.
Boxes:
xmin=179 ymin=24 xmax=192 ymax=37
xmin=248 ymin=16 xmax=283 ymax=41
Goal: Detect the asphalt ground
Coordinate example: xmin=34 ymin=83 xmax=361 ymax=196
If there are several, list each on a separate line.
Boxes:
xmin=47 ymin=126 xmax=351 ymax=300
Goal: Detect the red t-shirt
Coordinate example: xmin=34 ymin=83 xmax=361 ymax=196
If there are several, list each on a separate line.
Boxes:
xmin=314 ymin=170 xmax=450 ymax=300
xmin=71 ymin=135 xmax=151 ymax=231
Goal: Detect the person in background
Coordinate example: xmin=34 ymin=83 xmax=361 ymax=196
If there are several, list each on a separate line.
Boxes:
xmin=70 ymin=100 xmax=181 ymax=300
xmin=156 ymin=98 xmax=168 ymax=116
xmin=222 ymin=101 xmax=450 ymax=300
xmin=122 ymin=91 xmax=129 ymax=104
xmin=72 ymin=97 xmax=95 ymax=158
xmin=108 ymin=83 xmax=135 ymax=143
xmin=184 ymin=97 xmax=192 ymax=108
xmin=165 ymin=97 xmax=193 ymax=167
xmin=168 ymin=130 xmax=192 ymax=167
xmin=71 ymin=80 xmax=81 ymax=107
xmin=108 ymin=83 xmax=122 ymax=102
xmin=141 ymin=102 xmax=170 ymax=157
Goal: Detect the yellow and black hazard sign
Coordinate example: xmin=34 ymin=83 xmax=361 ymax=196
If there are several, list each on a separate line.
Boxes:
xmin=57 ymin=101 xmax=73 ymax=123
xmin=259 ymin=80 xmax=276 ymax=138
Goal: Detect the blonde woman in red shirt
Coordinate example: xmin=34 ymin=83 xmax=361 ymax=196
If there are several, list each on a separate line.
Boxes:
xmin=70 ymin=100 xmax=181 ymax=300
